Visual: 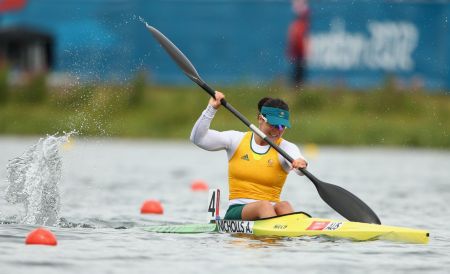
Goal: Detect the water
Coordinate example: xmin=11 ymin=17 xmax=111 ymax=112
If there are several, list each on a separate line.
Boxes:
xmin=5 ymin=133 xmax=75 ymax=226
xmin=1 ymin=136 xmax=449 ymax=273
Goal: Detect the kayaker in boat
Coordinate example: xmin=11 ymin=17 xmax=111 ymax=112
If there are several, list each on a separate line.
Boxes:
xmin=190 ymin=91 xmax=308 ymax=221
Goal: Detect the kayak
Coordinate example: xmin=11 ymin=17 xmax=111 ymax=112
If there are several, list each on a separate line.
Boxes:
xmin=144 ymin=211 xmax=429 ymax=244
xmin=144 ymin=189 xmax=429 ymax=244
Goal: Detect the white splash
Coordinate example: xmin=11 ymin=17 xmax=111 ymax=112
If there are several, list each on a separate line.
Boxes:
xmin=5 ymin=132 xmax=75 ymax=226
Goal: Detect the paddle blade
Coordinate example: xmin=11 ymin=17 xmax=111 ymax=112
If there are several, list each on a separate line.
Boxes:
xmin=316 ymin=181 xmax=381 ymax=224
xmin=146 ymin=25 xmax=202 ymax=82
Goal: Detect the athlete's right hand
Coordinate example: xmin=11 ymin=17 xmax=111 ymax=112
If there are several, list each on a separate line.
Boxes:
xmin=209 ymin=91 xmax=225 ymax=109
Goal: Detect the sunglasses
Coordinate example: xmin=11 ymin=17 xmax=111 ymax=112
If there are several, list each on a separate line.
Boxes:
xmin=260 ymin=115 xmax=286 ymax=130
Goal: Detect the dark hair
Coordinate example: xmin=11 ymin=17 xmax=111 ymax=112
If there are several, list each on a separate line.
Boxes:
xmin=257 ymin=97 xmax=289 ymax=113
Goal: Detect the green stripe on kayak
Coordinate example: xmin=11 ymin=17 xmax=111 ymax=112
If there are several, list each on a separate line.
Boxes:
xmin=143 ymin=223 xmax=217 ymax=234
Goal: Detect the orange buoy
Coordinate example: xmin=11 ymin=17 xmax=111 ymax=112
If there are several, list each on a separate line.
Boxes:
xmin=140 ymin=200 xmax=164 ymax=214
xmin=191 ymin=180 xmax=209 ymax=191
xmin=25 ymin=228 xmax=57 ymax=246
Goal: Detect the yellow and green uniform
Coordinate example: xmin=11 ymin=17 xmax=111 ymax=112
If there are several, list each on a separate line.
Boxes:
xmin=228 ymin=132 xmax=288 ymax=202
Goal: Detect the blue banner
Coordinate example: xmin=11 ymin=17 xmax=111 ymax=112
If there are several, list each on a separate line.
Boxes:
xmin=308 ymin=1 xmax=450 ymax=90
xmin=1 ymin=0 xmax=449 ymax=90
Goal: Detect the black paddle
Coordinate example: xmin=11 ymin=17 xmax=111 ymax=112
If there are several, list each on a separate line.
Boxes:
xmin=146 ymin=24 xmax=381 ymax=224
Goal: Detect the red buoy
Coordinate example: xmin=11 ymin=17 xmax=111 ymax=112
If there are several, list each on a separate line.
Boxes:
xmin=140 ymin=200 xmax=164 ymax=214
xmin=191 ymin=179 xmax=208 ymax=191
xmin=25 ymin=228 xmax=57 ymax=246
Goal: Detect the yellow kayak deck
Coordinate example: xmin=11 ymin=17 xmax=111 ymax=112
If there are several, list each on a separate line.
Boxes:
xmin=216 ymin=212 xmax=429 ymax=244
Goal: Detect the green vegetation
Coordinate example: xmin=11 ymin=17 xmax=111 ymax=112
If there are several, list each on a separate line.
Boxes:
xmin=0 ymin=66 xmax=8 ymax=104
xmin=0 ymin=74 xmax=449 ymax=148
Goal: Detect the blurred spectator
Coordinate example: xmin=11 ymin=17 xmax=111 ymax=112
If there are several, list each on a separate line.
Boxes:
xmin=0 ymin=0 xmax=27 ymax=12
xmin=287 ymin=0 xmax=310 ymax=88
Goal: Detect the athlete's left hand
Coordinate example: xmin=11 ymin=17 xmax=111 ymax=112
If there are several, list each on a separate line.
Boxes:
xmin=291 ymin=158 xmax=308 ymax=170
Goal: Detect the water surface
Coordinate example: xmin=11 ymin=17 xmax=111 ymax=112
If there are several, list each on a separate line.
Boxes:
xmin=1 ymin=137 xmax=449 ymax=273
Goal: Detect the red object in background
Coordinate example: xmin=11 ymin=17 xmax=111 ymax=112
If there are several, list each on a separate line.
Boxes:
xmin=140 ymin=200 xmax=164 ymax=214
xmin=0 ymin=0 xmax=26 ymax=12
xmin=287 ymin=9 xmax=310 ymax=60
xmin=25 ymin=228 xmax=57 ymax=246
xmin=190 ymin=179 xmax=209 ymax=191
